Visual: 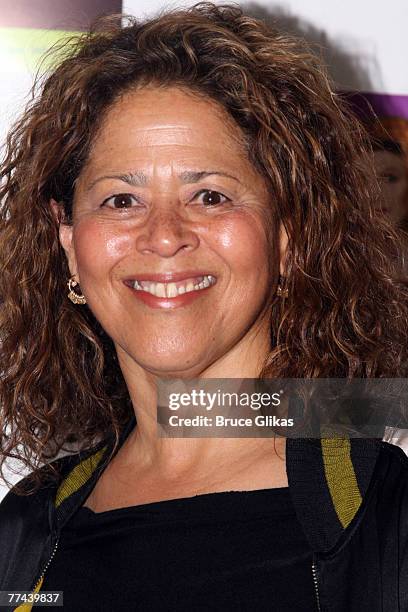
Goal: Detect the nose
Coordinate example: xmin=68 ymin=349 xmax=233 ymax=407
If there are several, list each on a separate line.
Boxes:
xmin=135 ymin=208 xmax=200 ymax=257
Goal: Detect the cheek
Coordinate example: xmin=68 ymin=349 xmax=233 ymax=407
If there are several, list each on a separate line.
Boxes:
xmin=72 ymin=214 xmax=271 ymax=292
xmin=73 ymin=219 xmax=132 ymax=277
xmin=209 ymin=215 xmax=270 ymax=280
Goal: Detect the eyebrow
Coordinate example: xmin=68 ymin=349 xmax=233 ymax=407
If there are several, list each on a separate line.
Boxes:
xmin=86 ymin=170 xmax=239 ymax=191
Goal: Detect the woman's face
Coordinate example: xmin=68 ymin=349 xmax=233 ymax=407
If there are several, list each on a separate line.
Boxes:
xmin=59 ymin=86 xmax=276 ymax=377
xmin=373 ymin=149 xmax=408 ymax=225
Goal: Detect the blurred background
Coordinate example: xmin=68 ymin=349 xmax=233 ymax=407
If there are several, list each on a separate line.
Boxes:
xmin=0 ymin=0 xmax=407 ymax=498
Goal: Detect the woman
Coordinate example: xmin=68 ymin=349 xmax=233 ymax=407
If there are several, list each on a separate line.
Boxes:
xmin=345 ymin=91 xmax=408 ymax=231
xmin=1 ymin=4 xmax=408 ymax=611
xmin=371 ymin=118 xmax=408 ymax=230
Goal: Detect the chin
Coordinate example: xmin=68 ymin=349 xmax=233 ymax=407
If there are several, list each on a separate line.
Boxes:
xmin=133 ymin=350 xmax=211 ymax=378
xmin=147 ymin=361 xmax=209 ymax=379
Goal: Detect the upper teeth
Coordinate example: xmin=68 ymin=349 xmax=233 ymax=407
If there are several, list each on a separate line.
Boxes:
xmin=132 ymin=275 xmax=216 ymax=297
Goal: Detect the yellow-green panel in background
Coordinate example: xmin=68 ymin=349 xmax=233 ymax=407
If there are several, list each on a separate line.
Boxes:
xmin=0 ymin=27 xmax=80 ymax=74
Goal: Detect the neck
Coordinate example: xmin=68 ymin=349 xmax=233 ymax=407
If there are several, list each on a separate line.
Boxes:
xmin=113 ymin=320 xmax=279 ymax=478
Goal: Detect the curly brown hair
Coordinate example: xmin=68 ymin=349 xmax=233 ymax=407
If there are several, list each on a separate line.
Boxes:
xmin=1 ymin=2 xmax=408 ymax=492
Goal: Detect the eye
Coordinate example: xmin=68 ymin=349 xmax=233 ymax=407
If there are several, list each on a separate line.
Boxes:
xmin=101 ymin=193 xmax=139 ymax=209
xmin=192 ymin=189 xmax=231 ymax=207
xmin=379 ymin=173 xmax=400 ymax=184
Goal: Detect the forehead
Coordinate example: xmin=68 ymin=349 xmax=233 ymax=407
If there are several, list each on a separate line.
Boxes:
xmin=86 ymin=85 xmax=248 ymax=165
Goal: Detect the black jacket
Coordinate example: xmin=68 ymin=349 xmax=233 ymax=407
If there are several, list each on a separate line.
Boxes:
xmin=1 ymin=416 xmax=408 ymax=612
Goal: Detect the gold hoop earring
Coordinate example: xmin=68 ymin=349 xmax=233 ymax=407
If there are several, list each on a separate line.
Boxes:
xmin=276 ymin=275 xmax=288 ymax=299
xmin=67 ymin=276 xmax=86 ymax=305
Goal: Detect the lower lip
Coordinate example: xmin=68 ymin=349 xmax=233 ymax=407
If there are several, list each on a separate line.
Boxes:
xmin=125 ymin=284 xmax=213 ymax=309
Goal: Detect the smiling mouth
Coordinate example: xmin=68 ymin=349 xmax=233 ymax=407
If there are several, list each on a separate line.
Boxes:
xmin=126 ymin=275 xmax=217 ymax=298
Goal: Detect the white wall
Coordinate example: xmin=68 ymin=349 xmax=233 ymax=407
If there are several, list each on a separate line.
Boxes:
xmin=123 ymin=0 xmax=408 ymax=95
xmin=271 ymin=0 xmax=407 ymax=94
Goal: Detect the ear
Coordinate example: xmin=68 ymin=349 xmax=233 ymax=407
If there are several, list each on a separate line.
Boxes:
xmin=50 ymin=199 xmax=78 ymax=278
xmin=279 ymin=223 xmax=288 ymax=276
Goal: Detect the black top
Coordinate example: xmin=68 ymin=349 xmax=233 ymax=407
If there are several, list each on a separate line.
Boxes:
xmin=40 ymin=487 xmax=317 ymax=611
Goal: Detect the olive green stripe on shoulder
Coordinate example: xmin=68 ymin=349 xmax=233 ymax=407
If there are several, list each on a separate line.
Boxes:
xmin=321 ymin=438 xmax=362 ymax=529
xmin=55 ymin=446 xmax=107 ymax=508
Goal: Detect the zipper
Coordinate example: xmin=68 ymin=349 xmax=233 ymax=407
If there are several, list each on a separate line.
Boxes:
xmin=312 ymin=556 xmax=322 ymax=612
xmin=30 ymin=535 xmax=60 ymax=592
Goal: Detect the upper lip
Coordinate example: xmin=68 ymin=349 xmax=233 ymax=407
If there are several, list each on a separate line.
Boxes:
xmin=123 ymin=271 xmax=216 ymax=283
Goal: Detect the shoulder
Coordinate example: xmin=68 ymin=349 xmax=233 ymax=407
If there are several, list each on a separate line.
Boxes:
xmin=0 ymin=454 xmax=75 ymax=590
xmin=372 ymin=440 xmax=408 ymax=510
xmin=0 ymin=453 xmax=74 ymax=518
xmin=0 ymin=462 xmax=63 ymax=584
xmin=382 ymin=428 xmax=408 ymax=457
xmin=372 ymin=442 xmax=408 ymax=568
xmin=0 ymin=436 xmax=111 ymax=524
xmin=379 ymin=437 xmax=408 ymax=471
xmin=0 ymin=442 xmax=102 ymax=512
xmin=377 ymin=439 xmax=408 ymax=476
